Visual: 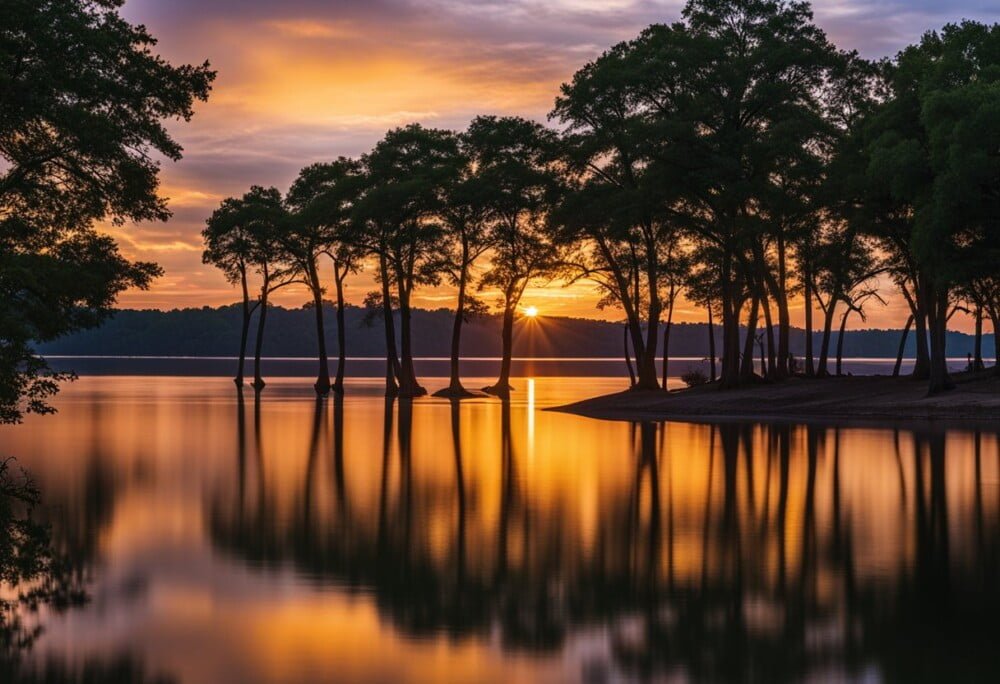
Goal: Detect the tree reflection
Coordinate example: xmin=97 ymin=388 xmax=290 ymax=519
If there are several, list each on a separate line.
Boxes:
xmin=207 ymin=405 xmax=1000 ymax=682
xmin=0 ymin=458 xmax=172 ymax=683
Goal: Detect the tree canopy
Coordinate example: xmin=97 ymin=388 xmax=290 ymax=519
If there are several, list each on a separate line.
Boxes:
xmin=1 ymin=0 xmax=214 ymax=421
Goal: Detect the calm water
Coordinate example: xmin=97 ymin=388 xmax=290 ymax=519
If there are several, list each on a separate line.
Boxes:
xmin=1 ymin=375 xmax=999 ymax=683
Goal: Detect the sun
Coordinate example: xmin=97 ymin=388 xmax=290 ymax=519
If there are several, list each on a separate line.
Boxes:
xmin=523 ymin=305 xmax=539 ymax=318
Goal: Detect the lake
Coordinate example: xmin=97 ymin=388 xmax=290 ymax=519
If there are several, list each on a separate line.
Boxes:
xmin=1 ymin=372 xmax=998 ymax=683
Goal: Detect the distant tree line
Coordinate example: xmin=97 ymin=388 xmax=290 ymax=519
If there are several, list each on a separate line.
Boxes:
xmin=206 ymin=0 xmax=1000 ymax=397
xmin=36 ymin=304 xmax=995 ymax=363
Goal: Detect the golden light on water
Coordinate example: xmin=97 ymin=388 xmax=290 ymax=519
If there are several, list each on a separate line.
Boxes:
xmin=3 ymin=376 xmax=999 ymax=681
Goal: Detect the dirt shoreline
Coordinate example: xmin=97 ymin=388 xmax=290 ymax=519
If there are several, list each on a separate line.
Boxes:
xmin=549 ymin=372 xmax=1000 ymax=425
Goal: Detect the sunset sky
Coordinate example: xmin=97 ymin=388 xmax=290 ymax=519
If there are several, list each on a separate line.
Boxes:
xmin=110 ymin=0 xmax=998 ymax=331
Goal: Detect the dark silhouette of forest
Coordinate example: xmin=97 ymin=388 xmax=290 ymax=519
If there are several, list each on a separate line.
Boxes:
xmin=37 ymin=303 xmax=994 ymax=361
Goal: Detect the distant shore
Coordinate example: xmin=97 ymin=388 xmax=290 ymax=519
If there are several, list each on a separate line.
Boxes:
xmin=551 ymin=371 xmax=1000 ymax=424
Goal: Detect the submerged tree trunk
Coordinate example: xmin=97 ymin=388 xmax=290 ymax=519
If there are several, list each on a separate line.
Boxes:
xmin=379 ymin=253 xmax=400 ymax=397
xmin=308 ymin=258 xmax=331 ymax=396
xmin=485 ymin=303 xmax=516 ymax=398
xmin=436 ymin=255 xmax=472 ymax=398
xmin=396 ymin=281 xmax=426 ymax=398
xmin=893 ymin=315 xmax=914 ymax=377
xmin=252 ymin=275 xmax=269 ymax=392
xmin=236 ymin=268 xmax=251 ymax=388
xmin=333 ymin=265 xmax=347 ymax=395
xmin=707 ymin=305 xmax=717 ymax=382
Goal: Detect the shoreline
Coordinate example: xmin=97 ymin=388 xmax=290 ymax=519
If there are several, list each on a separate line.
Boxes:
xmin=549 ymin=372 xmax=1000 ymax=425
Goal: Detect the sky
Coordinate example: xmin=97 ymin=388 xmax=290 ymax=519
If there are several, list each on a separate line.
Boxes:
xmin=109 ymin=0 xmax=1000 ymax=331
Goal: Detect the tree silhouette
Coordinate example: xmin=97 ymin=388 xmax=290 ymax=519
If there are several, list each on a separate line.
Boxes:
xmin=470 ymin=116 xmax=559 ymax=398
xmin=433 ymin=129 xmax=495 ymax=398
xmin=203 ymin=186 xmax=291 ymax=390
xmin=0 ymin=0 xmax=212 ymax=420
xmin=286 ymin=159 xmax=365 ymax=394
xmin=354 ymin=125 xmax=459 ymax=397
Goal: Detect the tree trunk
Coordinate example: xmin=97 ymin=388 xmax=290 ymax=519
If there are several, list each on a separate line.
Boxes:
xmin=775 ymin=233 xmax=790 ymax=376
xmin=707 ymin=306 xmax=717 ymax=383
xmin=252 ymin=278 xmax=268 ymax=392
xmin=333 ymin=267 xmax=347 ymax=395
xmin=436 ymin=258 xmax=472 ymax=398
xmin=974 ymin=305 xmax=984 ymax=372
xmin=485 ymin=304 xmax=516 ymax=398
xmin=719 ymin=253 xmax=742 ymax=389
xmin=624 ymin=324 xmax=636 ymax=388
xmin=893 ymin=315 xmax=913 ymax=377
xmin=762 ymin=290 xmax=777 ymax=379
xmin=396 ymin=281 xmax=426 ymax=397
xmin=379 ymin=253 xmax=400 ymax=397
xmin=308 ymin=258 xmax=331 ymax=396
xmin=236 ymin=268 xmax=250 ymax=388
xmin=835 ymin=307 xmax=850 ymax=377
xmin=816 ymin=293 xmax=837 ymax=378
xmin=740 ymin=292 xmax=760 ymax=381
xmin=926 ymin=285 xmax=954 ymax=395
xmin=993 ymin=309 xmax=1000 ymax=377
xmin=804 ymin=261 xmax=815 ymax=377
xmin=910 ymin=282 xmax=931 ymax=380
xmin=661 ymin=307 xmax=673 ymax=390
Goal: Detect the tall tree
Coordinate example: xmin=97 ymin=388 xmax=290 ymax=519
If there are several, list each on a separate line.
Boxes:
xmin=864 ymin=21 xmax=1000 ymax=393
xmin=631 ymin=0 xmax=841 ymax=388
xmin=203 ymin=190 xmax=265 ymax=388
xmin=434 ymin=136 xmax=493 ymax=398
xmin=471 ymin=116 xmax=559 ymax=398
xmin=286 ymin=159 xmax=364 ymax=395
xmin=0 ymin=0 xmax=213 ymax=421
xmin=354 ymin=125 xmax=459 ymax=397
xmin=551 ymin=40 xmax=684 ymax=391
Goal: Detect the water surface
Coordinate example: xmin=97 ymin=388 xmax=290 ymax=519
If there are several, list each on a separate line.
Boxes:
xmin=1 ymin=376 xmax=998 ymax=683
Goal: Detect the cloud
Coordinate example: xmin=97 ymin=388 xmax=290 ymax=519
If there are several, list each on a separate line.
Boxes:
xmin=109 ymin=0 xmax=994 ymax=330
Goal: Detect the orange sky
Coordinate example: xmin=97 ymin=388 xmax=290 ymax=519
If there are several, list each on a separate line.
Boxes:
xmin=107 ymin=0 xmax=997 ymax=333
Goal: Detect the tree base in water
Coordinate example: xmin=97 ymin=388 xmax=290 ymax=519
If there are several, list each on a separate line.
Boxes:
xmin=432 ymin=385 xmax=478 ymax=399
xmin=482 ymin=383 xmax=514 ymax=399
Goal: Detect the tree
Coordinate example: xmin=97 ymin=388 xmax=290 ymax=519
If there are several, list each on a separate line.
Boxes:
xmin=584 ymin=0 xmax=842 ymax=389
xmin=551 ymin=37 xmax=685 ymax=392
xmin=285 ymin=159 xmax=364 ymax=394
xmin=434 ymin=136 xmax=494 ymax=398
xmin=354 ymin=125 xmax=459 ymax=397
xmin=202 ymin=187 xmax=288 ymax=389
xmin=471 ymin=116 xmax=559 ymax=398
xmin=864 ymin=21 xmax=1000 ymax=393
xmin=0 ymin=0 xmax=212 ymax=421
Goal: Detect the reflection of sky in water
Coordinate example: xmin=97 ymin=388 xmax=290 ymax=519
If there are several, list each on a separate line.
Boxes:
xmin=1 ymin=375 xmax=999 ymax=683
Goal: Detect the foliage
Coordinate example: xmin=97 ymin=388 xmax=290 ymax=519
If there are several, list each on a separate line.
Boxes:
xmin=0 ymin=0 xmax=214 ymax=420
xmin=681 ymin=369 xmax=710 ymax=387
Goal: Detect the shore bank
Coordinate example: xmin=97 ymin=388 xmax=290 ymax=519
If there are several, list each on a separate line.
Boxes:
xmin=551 ymin=372 xmax=1000 ymax=424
